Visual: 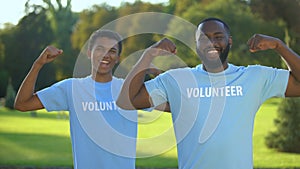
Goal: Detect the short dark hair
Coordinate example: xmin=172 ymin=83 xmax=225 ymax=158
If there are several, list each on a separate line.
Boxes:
xmin=198 ymin=17 xmax=231 ymax=35
xmin=88 ymin=29 xmax=123 ymax=55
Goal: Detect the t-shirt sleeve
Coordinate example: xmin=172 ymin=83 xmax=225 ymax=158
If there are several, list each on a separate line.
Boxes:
xmin=260 ymin=66 xmax=289 ymax=102
xmin=36 ymin=79 xmax=71 ymax=111
xmin=145 ymin=74 xmax=168 ymax=107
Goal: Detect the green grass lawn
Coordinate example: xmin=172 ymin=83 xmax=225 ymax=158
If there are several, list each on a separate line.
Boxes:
xmin=253 ymin=99 xmax=300 ymax=168
xmin=0 ymin=98 xmax=300 ymax=168
xmin=0 ymin=109 xmax=72 ymax=167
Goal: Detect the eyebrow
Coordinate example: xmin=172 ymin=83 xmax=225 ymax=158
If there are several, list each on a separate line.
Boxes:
xmin=110 ymin=47 xmax=118 ymax=51
xmin=214 ymin=32 xmax=225 ymax=35
xmin=95 ymin=45 xmax=118 ymax=51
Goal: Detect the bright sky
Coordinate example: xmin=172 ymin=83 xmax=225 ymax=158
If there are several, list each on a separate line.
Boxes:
xmin=0 ymin=0 xmax=168 ymax=28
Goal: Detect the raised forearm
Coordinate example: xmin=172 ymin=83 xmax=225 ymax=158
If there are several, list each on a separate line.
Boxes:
xmin=14 ymin=62 xmax=43 ymax=111
xmin=117 ymin=50 xmax=154 ymax=109
xmin=275 ymin=40 xmax=300 ymax=82
xmin=117 ymin=38 xmax=176 ymax=110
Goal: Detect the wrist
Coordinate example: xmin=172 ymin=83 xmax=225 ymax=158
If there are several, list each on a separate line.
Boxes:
xmin=142 ymin=48 xmax=157 ymax=60
xmin=32 ymin=61 xmax=44 ymax=70
xmin=274 ymin=38 xmax=285 ymax=51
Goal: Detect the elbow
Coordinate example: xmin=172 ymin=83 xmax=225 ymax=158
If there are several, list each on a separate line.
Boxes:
xmin=14 ymin=100 xmax=31 ymax=112
xmin=13 ymin=94 xmax=43 ymax=112
xmin=116 ymin=99 xmax=136 ymax=110
xmin=14 ymin=103 xmax=28 ymax=112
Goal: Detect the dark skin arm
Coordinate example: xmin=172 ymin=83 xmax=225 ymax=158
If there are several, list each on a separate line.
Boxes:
xmin=247 ymin=34 xmax=300 ymax=97
xmin=14 ymin=46 xmax=63 ymax=111
xmin=145 ymin=66 xmax=171 ymax=112
xmin=117 ymin=38 xmax=176 ymax=110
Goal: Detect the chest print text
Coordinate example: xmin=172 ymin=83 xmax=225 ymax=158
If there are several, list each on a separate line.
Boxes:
xmin=81 ymin=101 xmax=118 ymax=111
xmin=186 ymin=85 xmax=243 ymax=98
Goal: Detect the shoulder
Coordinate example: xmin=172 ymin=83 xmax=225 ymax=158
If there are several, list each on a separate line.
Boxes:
xmin=112 ymin=76 xmax=124 ymax=85
xmin=246 ymin=64 xmax=285 ymax=70
xmin=151 ymin=67 xmax=192 ymax=81
xmin=247 ymin=64 xmax=269 ymax=70
xmin=242 ymin=65 xmax=289 ymax=84
xmin=146 ymin=67 xmax=195 ymax=86
xmin=52 ymin=78 xmax=73 ymax=87
xmin=246 ymin=64 xmax=288 ymax=73
xmin=164 ymin=67 xmax=194 ymax=76
xmin=53 ymin=76 xmax=93 ymax=89
xmin=112 ymin=76 xmax=124 ymax=82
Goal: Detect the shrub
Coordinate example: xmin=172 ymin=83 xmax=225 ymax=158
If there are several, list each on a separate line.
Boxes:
xmin=265 ymin=98 xmax=300 ymax=153
xmin=4 ymin=78 xmax=16 ymax=109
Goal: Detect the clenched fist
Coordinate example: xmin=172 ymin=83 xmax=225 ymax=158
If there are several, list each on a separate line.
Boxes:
xmin=247 ymin=34 xmax=281 ymax=53
xmin=145 ymin=38 xmax=177 ymax=58
xmin=35 ymin=46 xmax=63 ymax=66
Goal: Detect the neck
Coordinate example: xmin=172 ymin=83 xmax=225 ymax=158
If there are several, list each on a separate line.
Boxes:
xmin=203 ymin=61 xmax=229 ymax=73
xmin=91 ymin=72 xmax=113 ymax=82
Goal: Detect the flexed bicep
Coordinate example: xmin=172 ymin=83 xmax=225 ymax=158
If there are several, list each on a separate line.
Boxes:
xmin=285 ymin=73 xmax=300 ymax=97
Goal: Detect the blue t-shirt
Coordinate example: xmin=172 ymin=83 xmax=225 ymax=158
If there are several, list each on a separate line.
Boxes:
xmin=37 ymin=76 xmax=137 ymax=169
xmin=145 ymin=64 xmax=289 ymax=169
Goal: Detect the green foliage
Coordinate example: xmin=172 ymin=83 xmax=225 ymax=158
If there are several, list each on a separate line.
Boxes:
xmin=0 ymin=70 xmax=9 ymax=97
xmin=176 ymin=0 xmax=285 ymax=67
xmin=1 ymin=0 xmax=300 ymax=95
xmin=0 ymin=39 xmax=4 ymax=63
xmin=43 ymin=0 xmax=79 ymax=79
xmin=71 ymin=4 xmax=118 ymax=51
xmin=0 ymin=32 xmax=9 ymax=97
xmin=4 ymin=79 xmax=16 ymax=109
xmin=265 ymin=98 xmax=300 ymax=153
xmin=1 ymin=8 xmax=56 ymax=91
xmin=249 ymin=0 xmax=300 ymax=54
xmin=169 ymin=0 xmax=209 ymax=15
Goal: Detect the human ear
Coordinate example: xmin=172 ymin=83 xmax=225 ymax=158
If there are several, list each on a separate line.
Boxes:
xmin=87 ymin=50 xmax=91 ymax=59
xmin=115 ymin=56 xmax=120 ymax=64
xmin=229 ymin=36 xmax=233 ymax=48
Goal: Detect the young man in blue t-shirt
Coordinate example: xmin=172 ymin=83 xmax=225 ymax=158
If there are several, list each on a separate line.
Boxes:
xmin=117 ymin=18 xmax=300 ymax=169
xmin=15 ymin=30 xmax=139 ymax=169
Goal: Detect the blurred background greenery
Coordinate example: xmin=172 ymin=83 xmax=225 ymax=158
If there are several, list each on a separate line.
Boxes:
xmin=1 ymin=0 xmax=300 ymax=97
xmin=1 ymin=0 xmax=300 ymax=168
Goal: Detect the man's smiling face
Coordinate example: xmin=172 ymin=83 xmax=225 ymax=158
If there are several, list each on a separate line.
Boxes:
xmin=90 ymin=37 xmax=119 ymax=76
xmin=196 ymin=20 xmax=232 ymax=71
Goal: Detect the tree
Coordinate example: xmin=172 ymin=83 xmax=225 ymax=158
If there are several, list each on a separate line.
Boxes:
xmin=71 ymin=3 xmax=118 ymax=51
xmin=265 ymin=98 xmax=300 ymax=153
xmin=0 ymin=38 xmax=8 ymax=97
xmin=169 ymin=0 xmax=209 ymax=15
xmin=167 ymin=0 xmax=284 ymax=67
xmin=4 ymin=78 xmax=16 ymax=109
xmin=25 ymin=0 xmax=79 ymax=79
xmin=116 ymin=1 xmax=166 ymax=61
xmin=38 ymin=0 xmax=78 ymax=80
xmin=0 ymin=71 xmax=9 ymax=98
xmin=2 ymin=7 xmax=55 ymax=91
xmin=249 ymin=0 xmax=300 ymax=54
xmin=249 ymin=0 xmax=300 ymax=153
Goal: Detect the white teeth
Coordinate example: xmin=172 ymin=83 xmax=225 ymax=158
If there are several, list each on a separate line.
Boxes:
xmin=208 ymin=50 xmax=218 ymax=54
xmin=101 ymin=60 xmax=109 ymax=64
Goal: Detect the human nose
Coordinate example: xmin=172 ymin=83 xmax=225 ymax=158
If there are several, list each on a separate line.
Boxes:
xmin=199 ymin=38 xmax=215 ymax=48
xmin=103 ymin=51 xmax=110 ymax=57
xmin=209 ymin=37 xmax=220 ymax=46
xmin=101 ymin=48 xmax=114 ymax=58
xmin=198 ymin=36 xmax=215 ymax=47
